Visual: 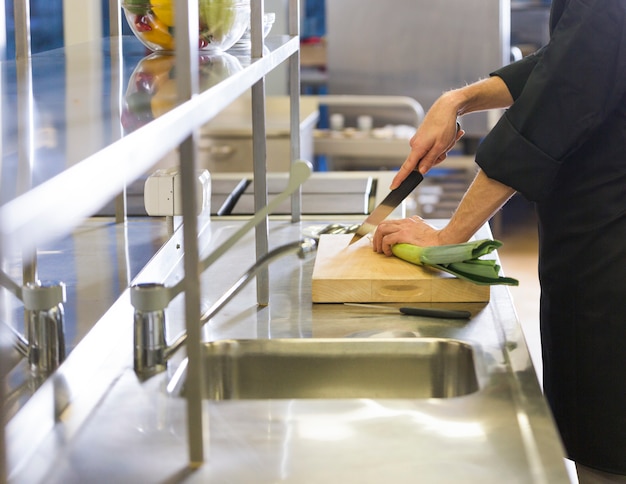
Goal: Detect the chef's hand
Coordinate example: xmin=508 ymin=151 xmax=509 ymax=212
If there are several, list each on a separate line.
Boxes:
xmin=373 ymin=216 xmax=443 ymax=256
xmin=390 ymin=108 xmax=464 ymax=190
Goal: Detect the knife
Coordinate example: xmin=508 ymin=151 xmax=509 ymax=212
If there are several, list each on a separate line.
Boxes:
xmin=349 ymin=170 xmax=424 ymax=244
xmin=344 ymin=303 xmax=471 ymax=320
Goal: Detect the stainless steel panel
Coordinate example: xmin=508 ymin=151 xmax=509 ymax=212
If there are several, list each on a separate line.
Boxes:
xmin=326 ymin=0 xmax=511 ymax=138
xmin=231 ymin=175 xmax=373 ymax=215
xmin=234 ymin=193 xmax=369 ymax=215
xmin=198 ymin=134 xmax=313 ymax=172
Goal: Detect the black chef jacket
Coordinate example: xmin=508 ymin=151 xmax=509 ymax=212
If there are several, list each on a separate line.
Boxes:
xmin=475 ymin=0 xmax=626 ymax=474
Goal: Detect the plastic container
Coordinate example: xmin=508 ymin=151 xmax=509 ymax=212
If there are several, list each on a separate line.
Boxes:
xmin=122 ymin=1 xmax=250 ymax=53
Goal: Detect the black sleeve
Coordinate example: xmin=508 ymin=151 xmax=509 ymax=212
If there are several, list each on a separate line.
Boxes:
xmin=491 ymin=47 xmax=545 ymax=101
xmin=476 ymin=0 xmax=626 ymax=201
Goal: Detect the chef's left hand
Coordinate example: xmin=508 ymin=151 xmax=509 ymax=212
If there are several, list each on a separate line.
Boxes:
xmin=373 ymin=216 xmax=442 ymax=256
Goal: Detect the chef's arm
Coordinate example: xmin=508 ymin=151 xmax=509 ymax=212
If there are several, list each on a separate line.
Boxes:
xmin=439 ymin=169 xmax=516 ymax=244
xmin=390 ymin=76 xmax=514 ymax=190
xmin=374 ymin=169 xmax=516 ymax=255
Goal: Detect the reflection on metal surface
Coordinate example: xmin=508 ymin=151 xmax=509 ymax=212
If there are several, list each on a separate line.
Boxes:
xmin=121 ymin=53 xmax=243 ymax=135
xmin=346 ymin=329 xmax=421 ymax=338
xmin=357 ymin=399 xmax=486 ymax=440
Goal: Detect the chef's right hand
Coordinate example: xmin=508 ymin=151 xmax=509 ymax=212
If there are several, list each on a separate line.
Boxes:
xmin=390 ymin=105 xmax=464 ymax=190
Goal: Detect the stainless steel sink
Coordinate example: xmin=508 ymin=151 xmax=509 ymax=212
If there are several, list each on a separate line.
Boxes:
xmin=193 ymin=338 xmax=479 ymax=400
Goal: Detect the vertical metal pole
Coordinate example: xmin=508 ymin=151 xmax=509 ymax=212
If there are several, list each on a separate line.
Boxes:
xmin=499 ymin=0 xmax=511 ymax=68
xmin=0 ymin=0 xmax=5 ymax=62
xmin=251 ymin=0 xmax=269 ymax=306
xmin=62 ymin=1 xmax=102 ymax=46
xmin=14 ymin=0 xmax=37 ymax=285
xmin=0 ymin=0 xmax=7 ymax=478
xmin=108 ymin=0 xmax=127 ymax=224
xmin=13 ymin=0 xmax=31 ymax=61
xmin=109 ymin=10 xmax=131 ymax=280
xmin=13 ymin=0 xmax=32 ymax=186
xmin=175 ymin=0 xmax=205 ymax=467
xmin=0 ymin=305 xmax=7 ymax=484
xmin=288 ymin=0 xmax=302 ymax=222
xmin=0 ymin=262 xmax=7 ymax=484
xmin=108 ymin=0 xmax=122 ymax=37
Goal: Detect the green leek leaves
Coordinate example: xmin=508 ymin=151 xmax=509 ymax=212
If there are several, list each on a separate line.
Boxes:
xmin=391 ymin=239 xmax=519 ymax=286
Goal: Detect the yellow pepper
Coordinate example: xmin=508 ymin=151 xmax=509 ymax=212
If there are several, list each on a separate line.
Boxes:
xmin=133 ymin=13 xmax=175 ymax=51
xmin=151 ymin=0 xmax=175 ymax=27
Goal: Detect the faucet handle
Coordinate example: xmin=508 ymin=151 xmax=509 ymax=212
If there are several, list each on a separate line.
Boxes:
xmin=22 ymin=280 xmax=65 ymax=310
xmin=22 ymin=281 xmax=66 ymax=375
xmin=131 ymin=283 xmax=170 ymax=377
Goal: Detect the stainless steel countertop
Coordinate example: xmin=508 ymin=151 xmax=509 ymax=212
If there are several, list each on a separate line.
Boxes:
xmin=6 ymin=219 xmax=570 ymax=483
xmin=2 ymin=217 xmax=170 ymax=421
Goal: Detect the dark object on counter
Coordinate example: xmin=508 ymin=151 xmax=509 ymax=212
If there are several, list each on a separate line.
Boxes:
xmin=345 ymin=303 xmax=471 ymax=320
xmin=216 ymin=178 xmax=249 ymax=216
xmin=399 ymin=306 xmax=471 ymax=319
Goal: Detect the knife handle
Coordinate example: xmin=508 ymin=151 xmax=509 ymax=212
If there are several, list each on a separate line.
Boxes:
xmin=399 ymin=307 xmax=471 ymax=319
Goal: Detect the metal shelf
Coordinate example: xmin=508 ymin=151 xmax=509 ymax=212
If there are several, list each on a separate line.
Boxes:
xmin=2 ymin=0 xmax=303 ymax=470
xmin=0 ymin=34 xmax=299 ymax=254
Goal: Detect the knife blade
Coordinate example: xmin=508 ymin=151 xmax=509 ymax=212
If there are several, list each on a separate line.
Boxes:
xmin=349 ymin=170 xmax=423 ymax=244
xmin=344 ymin=303 xmax=471 ymax=320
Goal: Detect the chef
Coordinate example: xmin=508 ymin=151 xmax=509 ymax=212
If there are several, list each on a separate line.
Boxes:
xmin=373 ymin=0 xmax=626 ymax=481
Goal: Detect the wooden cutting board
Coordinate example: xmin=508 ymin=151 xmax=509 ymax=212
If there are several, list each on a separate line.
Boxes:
xmin=311 ymin=234 xmax=490 ymax=303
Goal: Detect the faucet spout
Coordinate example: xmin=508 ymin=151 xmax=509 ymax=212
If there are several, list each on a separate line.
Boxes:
xmin=166 ymin=238 xmax=316 ymax=360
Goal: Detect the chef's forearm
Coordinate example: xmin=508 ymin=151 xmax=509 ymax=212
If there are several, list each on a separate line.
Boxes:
xmin=440 ymin=76 xmax=514 ymax=117
xmin=440 ymin=169 xmax=516 ymax=244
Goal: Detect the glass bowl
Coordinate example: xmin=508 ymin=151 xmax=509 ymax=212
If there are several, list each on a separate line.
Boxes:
xmin=235 ymin=11 xmax=276 ymax=46
xmin=122 ymin=1 xmax=250 ymax=53
xmin=232 ymin=12 xmax=276 ymax=53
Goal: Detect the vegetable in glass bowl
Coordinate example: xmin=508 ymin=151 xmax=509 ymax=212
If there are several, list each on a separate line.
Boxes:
xmin=122 ymin=0 xmax=250 ymax=53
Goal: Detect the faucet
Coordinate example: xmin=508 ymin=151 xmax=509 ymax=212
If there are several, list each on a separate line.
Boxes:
xmin=0 ymin=271 xmax=66 ymax=376
xmin=131 ymin=238 xmax=317 ymax=378
xmin=132 ymin=159 xmax=314 ymax=378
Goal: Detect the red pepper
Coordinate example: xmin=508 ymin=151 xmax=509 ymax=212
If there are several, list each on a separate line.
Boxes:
xmin=134 ymin=15 xmax=152 ymax=32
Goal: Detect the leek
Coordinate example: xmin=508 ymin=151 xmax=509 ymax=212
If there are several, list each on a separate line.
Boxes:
xmin=391 ymin=239 xmax=519 ymax=286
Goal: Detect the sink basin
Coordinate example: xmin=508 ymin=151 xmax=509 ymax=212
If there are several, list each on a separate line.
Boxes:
xmin=193 ymin=338 xmax=479 ymax=400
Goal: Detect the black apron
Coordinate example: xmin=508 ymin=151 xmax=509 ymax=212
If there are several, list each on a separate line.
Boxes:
xmin=474 ymin=0 xmax=626 ymax=473
xmin=537 ymin=105 xmax=626 ymax=474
